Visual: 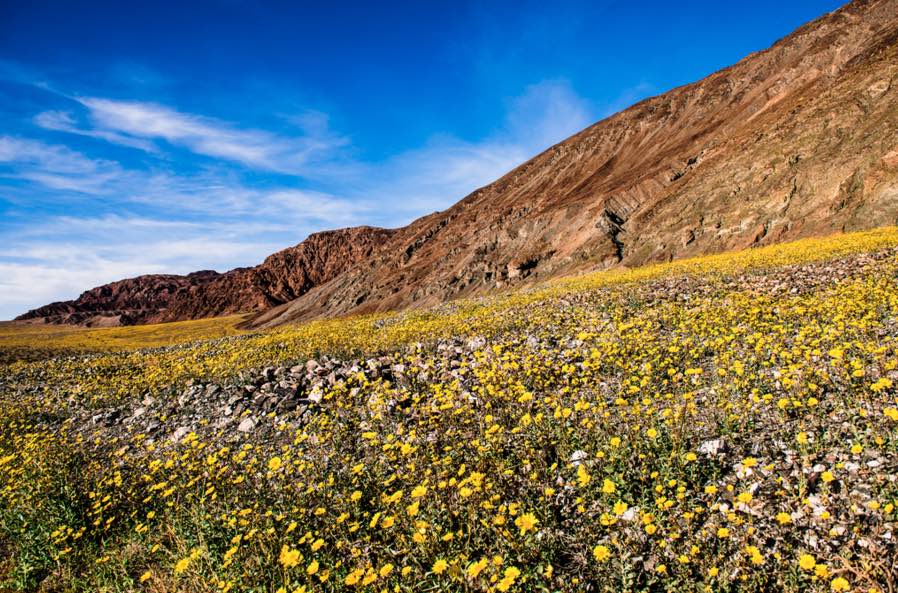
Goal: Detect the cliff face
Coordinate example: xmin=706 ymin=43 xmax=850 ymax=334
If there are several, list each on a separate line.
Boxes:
xmin=16 ymin=227 xmax=395 ymax=326
xmin=250 ymin=0 xmax=898 ymax=328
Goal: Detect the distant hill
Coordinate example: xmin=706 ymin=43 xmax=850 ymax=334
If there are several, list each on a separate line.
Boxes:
xmin=16 ymin=226 xmax=395 ymax=326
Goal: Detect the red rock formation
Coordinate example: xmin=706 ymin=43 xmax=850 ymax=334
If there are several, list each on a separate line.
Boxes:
xmin=15 ymin=227 xmax=395 ymax=326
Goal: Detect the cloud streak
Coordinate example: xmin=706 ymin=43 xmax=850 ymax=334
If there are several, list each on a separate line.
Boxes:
xmin=1 ymin=78 xmax=595 ymax=319
xmin=34 ymin=110 xmax=159 ymax=152
xmin=0 ymin=135 xmax=124 ymax=194
xmin=41 ymin=97 xmax=352 ymax=175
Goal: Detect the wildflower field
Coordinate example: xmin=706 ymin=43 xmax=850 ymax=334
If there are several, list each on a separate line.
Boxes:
xmin=0 ymin=315 xmax=248 ymax=365
xmin=3 ymin=228 xmax=898 ymax=592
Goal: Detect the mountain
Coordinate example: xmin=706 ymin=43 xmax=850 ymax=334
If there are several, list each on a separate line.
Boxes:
xmin=15 ymin=226 xmax=395 ymax=326
xmin=249 ymin=0 xmax=898 ymax=328
xmin=18 ymin=0 xmax=898 ymax=328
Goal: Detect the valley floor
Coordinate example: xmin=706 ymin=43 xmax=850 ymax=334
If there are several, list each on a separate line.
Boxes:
xmin=3 ymin=228 xmax=898 ymax=592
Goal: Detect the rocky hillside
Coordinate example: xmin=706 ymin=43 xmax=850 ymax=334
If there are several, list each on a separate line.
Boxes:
xmin=19 ymin=0 xmax=898 ymax=329
xmin=16 ymin=226 xmax=395 ymax=326
xmin=251 ymin=0 xmax=898 ymax=327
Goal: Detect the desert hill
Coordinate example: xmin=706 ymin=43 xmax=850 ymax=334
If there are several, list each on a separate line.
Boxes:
xmin=16 ymin=226 xmax=394 ymax=326
xmin=251 ymin=0 xmax=898 ymax=327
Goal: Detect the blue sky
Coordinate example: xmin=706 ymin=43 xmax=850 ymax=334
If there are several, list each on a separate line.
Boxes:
xmin=0 ymin=0 xmax=844 ymax=319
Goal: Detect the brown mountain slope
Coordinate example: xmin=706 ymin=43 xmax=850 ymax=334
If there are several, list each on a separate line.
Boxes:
xmin=16 ymin=226 xmax=395 ymax=326
xmin=249 ymin=0 xmax=898 ymax=328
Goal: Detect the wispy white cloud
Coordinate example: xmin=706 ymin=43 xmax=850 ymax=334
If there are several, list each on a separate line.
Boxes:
xmin=1 ymin=78 xmax=597 ymax=319
xmin=73 ymin=97 xmax=350 ymax=175
xmin=504 ymin=79 xmax=594 ymax=148
xmin=350 ymin=79 xmax=594 ymax=219
xmin=34 ymin=110 xmax=159 ymax=152
xmin=0 ymin=135 xmax=123 ymax=193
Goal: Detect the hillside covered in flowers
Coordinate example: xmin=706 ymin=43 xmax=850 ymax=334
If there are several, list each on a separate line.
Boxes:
xmin=3 ymin=228 xmax=898 ymax=592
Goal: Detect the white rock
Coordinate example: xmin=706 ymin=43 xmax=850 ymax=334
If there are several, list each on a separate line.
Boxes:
xmin=699 ymin=438 xmax=724 ymax=456
xmin=237 ymin=417 xmax=256 ymax=433
xmin=570 ymin=450 xmax=588 ymax=466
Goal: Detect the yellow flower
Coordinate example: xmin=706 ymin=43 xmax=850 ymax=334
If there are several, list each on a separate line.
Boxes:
xmin=139 ymin=570 xmax=152 ymax=583
xmin=411 ymin=485 xmax=427 ymax=498
xmin=369 ymin=512 xmax=381 ymax=529
xmin=432 ymin=559 xmax=448 ymax=574
xmin=306 ymin=560 xmax=319 ymax=575
xmin=496 ymin=567 xmax=520 ymax=592
xmin=646 ymin=428 xmax=658 ymax=438
xmin=310 ymin=538 xmax=324 ymax=551
xmin=742 ymin=457 xmax=758 ymax=468
xmin=174 ymin=557 xmax=191 ymax=575
xmin=380 ymin=515 xmax=395 ymax=529
xmin=737 ymin=492 xmax=753 ymax=504
xmin=716 ymin=527 xmax=729 ymax=538
xmin=745 ymin=545 xmax=763 ymax=565
xmin=279 ymin=545 xmax=301 ymax=569
xmin=268 ymin=456 xmax=282 ymax=472
xmin=775 ymin=512 xmax=791 ymax=524
xmin=576 ymin=464 xmax=591 ymax=487
xmin=799 ymin=554 xmax=816 ymax=571
xmin=515 ymin=512 xmax=538 ymax=535
xmin=797 ymin=432 xmax=809 ymax=444
xmin=344 ymin=569 xmax=363 ymax=585
xmin=708 ymin=567 xmax=719 ymax=577
xmin=592 ymin=544 xmax=610 ymax=562
xmin=379 ymin=563 xmax=394 ymax=577
xmin=850 ymin=443 xmax=863 ymax=454
xmin=613 ymin=501 xmax=628 ymax=515
xmin=602 ymin=479 xmax=616 ymax=494
xmin=821 ymin=471 xmax=835 ymax=483
xmin=830 ymin=577 xmax=850 ymax=592
xmin=467 ymin=557 xmax=488 ymax=578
